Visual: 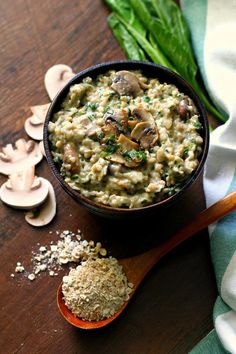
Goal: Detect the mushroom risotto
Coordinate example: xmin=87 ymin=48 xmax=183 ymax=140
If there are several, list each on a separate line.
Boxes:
xmin=48 ymin=70 xmax=203 ymax=208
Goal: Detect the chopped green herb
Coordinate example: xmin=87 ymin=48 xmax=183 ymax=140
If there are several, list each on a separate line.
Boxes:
xmin=97 ymin=132 xmax=105 ymax=141
xmin=183 ymin=147 xmax=189 ymax=158
xmin=53 ymin=156 xmax=61 ymax=164
xmin=87 ymin=113 xmax=96 ymax=121
xmin=105 ymin=143 xmax=120 ymax=154
xmin=86 ymin=103 xmax=98 ymax=111
xmin=108 ymin=91 xmax=116 ymax=101
xmin=71 ymin=174 xmax=80 ymax=181
xmin=142 ymin=96 xmax=151 ymax=103
xmin=103 ymin=106 xmax=114 ymax=114
xmin=105 ymin=135 xmax=120 ymax=154
xmin=193 ymin=121 xmax=202 ymax=129
xmin=123 ymin=149 xmax=147 ymax=162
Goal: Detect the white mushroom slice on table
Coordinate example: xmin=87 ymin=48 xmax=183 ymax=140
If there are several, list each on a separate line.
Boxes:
xmin=24 ymin=103 xmax=50 ymax=140
xmin=0 ymin=139 xmax=43 ymax=175
xmin=44 ymin=64 xmax=75 ymax=101
xmin=25 ymin=180 xmax=56 ymax=227
xmin=0 ymin=167 xmax=49 ymax=209
xmin=39 ymin=141 xmax=45 ymax=157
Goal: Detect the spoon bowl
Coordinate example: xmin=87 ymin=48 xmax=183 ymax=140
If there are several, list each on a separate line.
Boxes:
xmin=57 ymin=189 xmax=236 ymax=329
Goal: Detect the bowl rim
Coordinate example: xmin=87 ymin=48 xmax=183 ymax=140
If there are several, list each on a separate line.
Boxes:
xmin=44 ymin=60 xmax=209 ymax=215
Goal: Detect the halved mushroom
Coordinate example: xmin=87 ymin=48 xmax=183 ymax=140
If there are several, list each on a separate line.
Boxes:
xmin=117 ymin=134 xmax=139 ymax=150
xmin=111 ymin=71 xmax=142 ymax=97
xmin=178 ymin=97 xmax=191 ymax=119
xmin=25 ymin=180 xmax=56 ymax=227
xmin=0 ymin=167 xmax=49 ymax=209
xmin=44 ymin=64 xmax=75 ymax=101
xmin=24 ymin=103 xmax=50 ymax=140
xmin=139 ymin=127 xmax=159 ymax=149
xmin=0 ymin=139 xmax=43 ymax=175
xmin=131 ymin=106 xmax=155 ymax=127
xmin=105 ymin=153 xmax=140 ymax=168
xmin=131 ymin=122 xmax=150 ymax=141
xmin=103 ymin=110 xmax=128 ymax=136
xmin=63 ymin=143 xmax=80 ymax=174
xmin=39 ymin=141 xmax=45 ymax=157
xmin=128 ymin=120 xmax=138 ymax=129
xmin=131 ymin=122 xmax=159 ymax=149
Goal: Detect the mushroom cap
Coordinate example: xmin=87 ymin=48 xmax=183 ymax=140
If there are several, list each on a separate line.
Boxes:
xmin=0 ymin=139 xmax=43 ymax=175
xmin=111 ymin=71 xmax=142 ymax=97
xmin=44 ymin=64 xmax=75 ymax=100
xmin=39 ymin=141 xmax=46 ymax=157
xmin=25 ymin=180 xmax=56 ymax=226
xmin=0 ymin=176 xmax=49 ymax=209
xmin=24 ymin=117 xmax=44 ymax=140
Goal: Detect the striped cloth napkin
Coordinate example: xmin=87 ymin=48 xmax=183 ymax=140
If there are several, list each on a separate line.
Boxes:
xmin=181 ymin=0 xmax=236 ymax=353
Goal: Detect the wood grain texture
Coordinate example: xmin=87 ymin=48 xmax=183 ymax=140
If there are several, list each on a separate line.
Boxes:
xmin=0 ymin=1 xmax=217 ymax=353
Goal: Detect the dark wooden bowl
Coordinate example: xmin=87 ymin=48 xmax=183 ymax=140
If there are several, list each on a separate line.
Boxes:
xmin=44 ymin=60 xmax=209 ymax=219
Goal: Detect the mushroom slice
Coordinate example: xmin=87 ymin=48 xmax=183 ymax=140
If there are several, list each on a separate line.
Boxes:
xmin=178 ymin=97 xmax=191 ymax=119
xmin=131 ymin=121 xmax=150 ymax=141
xmin=63 ymin=143 xmax=80 ymax=174
xmin=117 ymin=134 xmax=139 ymax=150
xmin=0 ymin=139 xmax=43 ymax=175
xmin=39 ymin=141 xmax=46 ymax=157
xmin=44 ymin=64 xmax=75 ymax=101
xmin=131 ymin=106 xmax=155 ymax=127
xmin=131 ymin=122 xmax=159 ymax=149
xmin=128 ymin=120 xmax=138 ymax=129
xmin=25 ymin=103 xmax=50 ymax=140
xmin=0 ymin=167 xmax=49 ymax=209
xmin=104 ymin=109 xmax=128 ymax=133
xmin=111 ymin=71 xmax=142 ymax=97
xmin=25 ymin=180 xmax=56 ymax=227
xmin=140 ymin=127 xmax=159 ymax=149
xmin=105 ymin=153 xmax=140 ymax=168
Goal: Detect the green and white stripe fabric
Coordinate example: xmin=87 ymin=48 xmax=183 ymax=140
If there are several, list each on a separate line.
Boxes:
xmin=181 ymin=1 xmax=236 ymax=353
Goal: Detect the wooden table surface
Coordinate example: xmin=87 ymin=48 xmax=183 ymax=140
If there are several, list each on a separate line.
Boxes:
xmin=0 ymin=1 xmax=218 ymax=353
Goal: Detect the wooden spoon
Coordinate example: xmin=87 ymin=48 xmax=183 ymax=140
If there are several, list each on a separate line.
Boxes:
xmin=57 ymin=190 xmax=236 ymax=329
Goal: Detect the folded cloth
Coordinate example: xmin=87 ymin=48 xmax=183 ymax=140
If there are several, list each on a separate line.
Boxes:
xmin=181 ymin=0 xmax=236 ymax=353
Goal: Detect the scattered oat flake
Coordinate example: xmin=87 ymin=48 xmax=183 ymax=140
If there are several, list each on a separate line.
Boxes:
xmin=12 ymin=229 xmax=108 ymax=282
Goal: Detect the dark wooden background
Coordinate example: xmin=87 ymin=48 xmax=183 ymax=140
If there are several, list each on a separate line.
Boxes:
xmin=0 ymin=1 xmax=218 ymax=353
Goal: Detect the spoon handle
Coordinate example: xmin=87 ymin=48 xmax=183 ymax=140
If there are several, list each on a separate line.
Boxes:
xmin=121 ymin=190 xmax=236 ymax=290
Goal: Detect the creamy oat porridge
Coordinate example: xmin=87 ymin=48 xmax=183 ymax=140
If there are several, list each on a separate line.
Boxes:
xmin=48 ymin=70 xmax=203 ymax=208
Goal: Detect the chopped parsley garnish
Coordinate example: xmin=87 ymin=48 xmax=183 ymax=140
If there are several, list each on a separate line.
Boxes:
xmin=193 ymin=121 xmax=202 ymax=129
xmin=183 ymin=147 xmax=189 ymax=158
xmin=108 ymin=91 xmax=116 ymax=101
xmin=97 ymin=132 xmax=105 ymax=141
xmin=103 ymin=106 xmax=114 ymax=114
xmin=123 ymin=149 xmax=147 ymax=162
xmin=105 ymin=135 xmax=119 ymax=154
xmin=86 ymin=103 xmax=98 ymax=111
xmin=142 ymin=96 xmax=151 ymax=103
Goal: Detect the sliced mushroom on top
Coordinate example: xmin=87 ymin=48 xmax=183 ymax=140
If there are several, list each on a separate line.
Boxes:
xmin=131 ymin=106 xmax=155 ymax=127
xmin=105 ymin=153 xmax=140 ymax=168
xmin=178 ymin=96 xmax=195 ymax=119
xmin=127 ymin=106 xmax=159 ymax=149
xmin=117 ymin=133 xmax=139 ymax=151
xmin=103 ymin=109 xmax=128 ymax=136
xmin=131 ymin=121 xmax=159 ymax=149
xmin=44 ymin=64 xmax=75 ymax=101
xmin=111 ymin=71 xmax=143 ymax=97
xmin=0 ymin=139 xmax=43 ymax=175
xmin=63 ymin=143 xmax=80 ymax=174
xmin=0 ymin=167 xmax=49 ymax=209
